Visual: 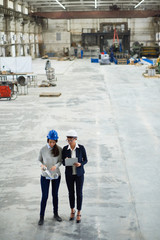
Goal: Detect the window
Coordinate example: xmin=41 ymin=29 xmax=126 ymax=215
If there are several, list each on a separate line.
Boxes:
xmin=24 ymin=7 xmax=28 ymax=14
xmin=18 ymin=4 xmax=22 ymax=12
xmin=56 ymin=33 xmax=61 ymax=41
xmin=8 ymin=0 xmax=13 ymax=9
xmin=0 ymin=0 xmax=3 ymax=5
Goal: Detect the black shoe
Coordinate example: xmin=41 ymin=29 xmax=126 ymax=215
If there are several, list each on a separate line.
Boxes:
xmin=54 ymin=214 xmax=62 ymax=222
xmin=69 ymin=211 xmax=75 ymax=221
xmin=38 ymin=216 xmax=44 ymax=225
xmin=76 ymin=214 xmax=81 ymax=223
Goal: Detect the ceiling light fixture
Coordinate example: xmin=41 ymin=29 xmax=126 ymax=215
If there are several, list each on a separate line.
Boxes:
xmin=95 ymin=0 xmax=97 ymax=9
xmin=55 ymin=0 xmax=65 ymax=9
xmin=134 ymin=0 xmax=145 ymax=8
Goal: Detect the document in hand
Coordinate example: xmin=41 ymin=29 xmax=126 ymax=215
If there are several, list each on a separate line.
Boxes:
xmin=65 ymin=158 xmax=78 ymax=166
xmin=45 ymin=169 xmax=54 ymax=180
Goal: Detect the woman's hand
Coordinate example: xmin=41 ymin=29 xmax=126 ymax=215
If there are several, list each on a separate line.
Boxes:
xmin=50 ymin=166 xmax=56 ymax=171
xmin=41 ymin=164 xmax=47 ymax=170
xmin=74 ymin=162 xmax=81 ymax=167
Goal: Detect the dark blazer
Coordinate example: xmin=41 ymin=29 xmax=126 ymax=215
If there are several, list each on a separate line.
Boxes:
xmin=62 ymin=144 xmax=88 ymax=177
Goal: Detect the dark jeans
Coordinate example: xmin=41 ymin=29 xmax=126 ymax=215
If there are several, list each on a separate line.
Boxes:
xmin=65 ymin=174 xmax=84 ymax=211
xmin=40 ymin=175 xmax=61 ymax=217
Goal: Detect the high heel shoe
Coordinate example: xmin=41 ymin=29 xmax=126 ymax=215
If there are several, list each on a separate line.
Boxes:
xmin=76 ymin=214 xmax=81 ymax=223
xmin=69 ymin=211 xmax=75 ymax=221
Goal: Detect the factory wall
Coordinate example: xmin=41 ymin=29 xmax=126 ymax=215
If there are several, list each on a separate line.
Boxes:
xmin=128 ymin=18 xmax=156 ymax=47
xmin=0 ymin=12 xmax=157 ymax=58
xmin=0 ymin=15 xmax=42 ymax=58
xmin=42 ymin=19 xmax=70 ymax=56
xmin=42 ymin=17 xmax=157 ymax=55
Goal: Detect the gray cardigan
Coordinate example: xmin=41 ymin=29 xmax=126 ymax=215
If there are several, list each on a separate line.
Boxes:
xmin=38 ymin=144 xmax=62 ymax=178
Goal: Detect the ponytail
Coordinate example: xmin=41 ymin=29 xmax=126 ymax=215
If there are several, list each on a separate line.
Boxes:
xmin=47 ymin=139 xmax=59 ymax=157
xmin=51 ymin=143 xmax=59 ymax=157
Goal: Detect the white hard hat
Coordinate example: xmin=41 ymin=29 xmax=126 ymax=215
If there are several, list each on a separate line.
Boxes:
xmin=66 ymin=129 xmax=78 ymax=138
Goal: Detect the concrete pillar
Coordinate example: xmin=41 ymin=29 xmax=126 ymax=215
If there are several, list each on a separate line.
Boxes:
xmin=15 ymin=17 xmax=24 ymax=56
xmin=34 ymin=25 xmax=40 ymax=57
xmin=67 ymin=20 xmax=70 ymax=32
xmin=24 ymin=21 xmax=30 ymax=56
xmin=97 ymin=19 xmax=100 ymax=31
xmin=3 ymin=0 xmax=7 ymax=8
xmin=14 ymin=0 xmax=19 ymax=11
xmin=28 ymin=21 xmax=36 ymax=58
xmin=0 ymin=13 xmax=5 ymax=56
xmin=0 ymin=13 xmax=4 ymax=30
xmin=21 ymin=3 xmax=26 ymax=14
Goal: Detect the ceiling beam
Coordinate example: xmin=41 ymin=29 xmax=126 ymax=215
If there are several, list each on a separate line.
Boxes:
xmin=25 ymin=0 xmax=160 ymax=6
xmin=31 ymin=3 xmax=160 ymax=7
xmin=32 ymin=10 xmax=160 ymax=19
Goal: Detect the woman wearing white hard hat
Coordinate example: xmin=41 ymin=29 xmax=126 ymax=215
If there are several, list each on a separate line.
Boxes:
xmin=38 ymin=129 xmax=62 ymax=225
xmin=62 ymin=129 xmax=88 ymax=223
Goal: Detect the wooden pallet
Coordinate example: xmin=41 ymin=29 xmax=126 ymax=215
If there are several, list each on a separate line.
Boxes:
xmin=117 ymin=58 xmax=127 ymax=65
xmin=143 ymin=73 xmax=160 ymax=78
xmin=39 ymin=92 xmax=61 ymax=97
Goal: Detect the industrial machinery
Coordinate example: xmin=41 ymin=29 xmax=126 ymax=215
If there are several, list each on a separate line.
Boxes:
xmin=131 ymin=42 xmax=159 ymax=58
xmin=99 ymin=53 xmax=110 ymax=65
xmin=46 ymin=67 xmax=55 ymax=80
xmin=17 ymin=75 xmax=28 ymax=95
xmin=0 ymin=81 xmax=18 ymax=100
xmin=141 ymin=46 xmax=159 ymax=57
xmin=17 ymin=76 xmax=27 ymax=86
xmin=131 ymin=41 xmax=142 ymax=57
xmin=156 ymin=56 xmax=160 ymax=73
xmin=157 ymin=64 xmax=160 ymax=74
xmin=0 ymin=86 xmax=11 ymax=99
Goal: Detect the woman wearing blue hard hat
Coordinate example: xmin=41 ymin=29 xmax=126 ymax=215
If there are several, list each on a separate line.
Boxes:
xmin=38 ymin=129 xmax=62 ymax=225
xmin=62 ymin=129 xmax=88 ymax=223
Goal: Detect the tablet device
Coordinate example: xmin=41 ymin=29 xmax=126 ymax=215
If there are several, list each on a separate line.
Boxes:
xmin=65 ymin=158 xmax=78 ymax=166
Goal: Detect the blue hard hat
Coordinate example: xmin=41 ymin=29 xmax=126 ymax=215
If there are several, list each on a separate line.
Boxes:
xmin=47 ymin=130 xmax=59 ymax=140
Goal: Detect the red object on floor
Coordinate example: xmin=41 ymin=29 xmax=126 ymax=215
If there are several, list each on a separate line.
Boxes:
xmin=0 ymin=86 xmax=11 ymax=98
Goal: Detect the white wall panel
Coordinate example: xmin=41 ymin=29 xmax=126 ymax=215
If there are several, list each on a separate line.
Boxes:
xmin=0 ymin=57 xmax=32 ymax=73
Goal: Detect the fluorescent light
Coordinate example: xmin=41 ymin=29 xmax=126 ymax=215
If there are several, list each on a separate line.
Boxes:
xmin=134 ymin=0 xmax=144 ymax=8
xmin=95 ymin=0 xmax=97 ymax=8
xmin=55 ymin=0 xmax=65 ymax=9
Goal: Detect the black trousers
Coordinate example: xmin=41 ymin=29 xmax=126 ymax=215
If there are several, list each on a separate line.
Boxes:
xmin=40 ymin=175 xmax=61 ymax=217
xmin=65 ymin=174 xmax=84 ymax=211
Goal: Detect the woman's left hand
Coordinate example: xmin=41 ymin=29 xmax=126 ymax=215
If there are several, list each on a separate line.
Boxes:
xmin=74 ymin=162 xmax=81 ymax=167
xmin=50 ymin=166 xmax=56 ymax=171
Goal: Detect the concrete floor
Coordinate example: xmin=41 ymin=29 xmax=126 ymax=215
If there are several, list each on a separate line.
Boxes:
xmin=0 ymin=58 xmax=160 ymax=240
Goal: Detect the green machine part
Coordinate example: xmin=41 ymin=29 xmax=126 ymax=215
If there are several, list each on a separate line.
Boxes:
xmin=157 ymin=62 xmax=160 ymax=73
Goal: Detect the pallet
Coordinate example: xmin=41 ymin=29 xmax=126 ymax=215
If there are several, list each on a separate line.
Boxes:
xmin=143 ymin=73 xmax=160 ymax=78
xmin=117 ymin=58 xmax=127 ymax=65
xmin=39 ymin=92 xmax=61 ymax=97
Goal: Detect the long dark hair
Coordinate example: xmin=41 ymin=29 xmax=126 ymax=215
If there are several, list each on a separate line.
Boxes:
xmin=47 ymin=139 xmax=59 ymax=157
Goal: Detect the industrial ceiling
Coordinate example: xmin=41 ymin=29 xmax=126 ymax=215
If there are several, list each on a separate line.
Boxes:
xmin=24 ymin=0 xmax=160 ymax=12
